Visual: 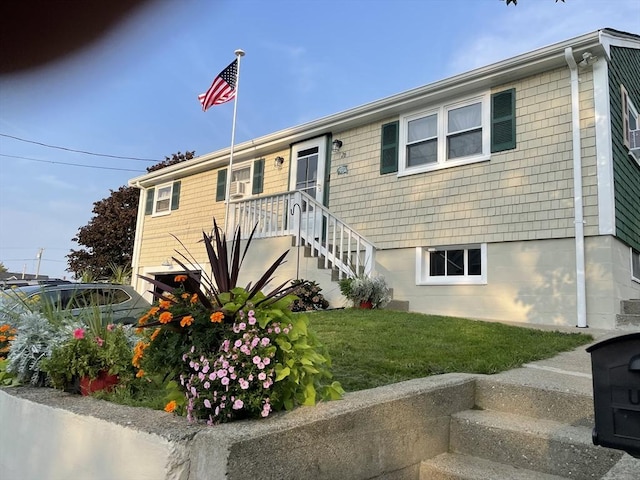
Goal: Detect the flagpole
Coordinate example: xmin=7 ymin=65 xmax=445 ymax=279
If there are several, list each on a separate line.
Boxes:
xmin=224 ymin=48 xmax=245 ymax=236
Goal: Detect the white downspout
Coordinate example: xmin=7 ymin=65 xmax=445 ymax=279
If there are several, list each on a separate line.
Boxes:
xmin=564 ymin=47 xmax=588 ymax=328
xmin=130 ymin=181 xmax=146 ymax=293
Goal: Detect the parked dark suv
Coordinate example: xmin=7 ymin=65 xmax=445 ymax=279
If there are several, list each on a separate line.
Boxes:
xmin=1 ymin=283 xmax=150 ymax=324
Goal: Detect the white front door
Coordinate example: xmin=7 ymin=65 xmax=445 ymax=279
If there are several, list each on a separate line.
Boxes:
xmin=289 ymin=137 xmax=327 ymax=237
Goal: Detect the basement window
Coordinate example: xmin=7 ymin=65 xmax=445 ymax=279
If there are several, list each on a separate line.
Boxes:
xmin=632 ymin=248 xmax=640 ymax=284
xmin=416 ymin=244 xmax=487 ymax=285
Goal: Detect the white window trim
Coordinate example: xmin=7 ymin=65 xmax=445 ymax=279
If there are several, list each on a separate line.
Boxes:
xmin=398 ymin=93 xmax=491 ymax=177
xmin=415 ymin=244 xmax=487 ymax=285
xmin=626 ymin=95 xmax=639 ymax=165
xmin=152 ymin=182 xmax=174 ymax=217
xmin=631 ymin=248 xmax=640 ymax=284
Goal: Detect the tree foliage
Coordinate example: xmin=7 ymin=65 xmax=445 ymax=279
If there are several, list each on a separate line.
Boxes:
xmin=0 ymin=262 xmax=7 ymax=273
xmin=67 ymin=151 xmax=195 ymax=280
xmin=146 ymin=151 xmax=195 ymax=173
xmin=67 ymin=186 xmax=139 ymax=279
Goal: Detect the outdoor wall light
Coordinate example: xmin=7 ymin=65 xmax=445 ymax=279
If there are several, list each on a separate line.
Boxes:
xmin=332 ymin=139 xmax=343 ymax=153
xmin=274 ymin=156 xmax=285 ymax=168
xmin=578 ymin=51 xmax=598 ymax=68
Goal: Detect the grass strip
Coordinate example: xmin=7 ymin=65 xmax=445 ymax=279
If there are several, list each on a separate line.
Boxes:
xmin=307 ymin=309 xmax=593 ymax=392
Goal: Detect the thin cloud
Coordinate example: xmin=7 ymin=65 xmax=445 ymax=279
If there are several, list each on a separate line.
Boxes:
xmin=36 ymin=174 xmax=76 ymax=190
xmin=446 ymin=0 xmax=640 ymax=76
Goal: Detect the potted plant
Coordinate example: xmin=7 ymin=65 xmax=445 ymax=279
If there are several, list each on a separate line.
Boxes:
xmin=339 ymin=274 xmax=390 ymax=309
xmin=41 ymin=322 xmax=134 ymax=395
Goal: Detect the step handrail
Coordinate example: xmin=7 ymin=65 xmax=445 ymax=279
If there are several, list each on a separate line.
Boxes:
xmin=228 ymin=191 xmax=376 ymax=278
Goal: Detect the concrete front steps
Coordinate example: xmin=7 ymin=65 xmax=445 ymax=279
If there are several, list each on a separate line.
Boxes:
xmin=617 ymin=299 xmax=640 ymax=329
xmin=420 ymin=367 xmax=625 ymax=480
xmin=298 ymin=238 xmax=411 ymax=311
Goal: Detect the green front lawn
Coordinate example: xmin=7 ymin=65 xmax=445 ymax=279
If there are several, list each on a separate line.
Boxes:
xmin=307 ymin=309 xmax=593 ymax=392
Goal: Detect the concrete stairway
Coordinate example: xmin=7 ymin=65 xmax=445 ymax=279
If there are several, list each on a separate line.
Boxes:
xmin=420 ymin=365 xmax=626 ymax=479
xmin=616 ymin=299 xmax=640 ymax=329
xmin=300 ymin=240 xmax=410 ymax=311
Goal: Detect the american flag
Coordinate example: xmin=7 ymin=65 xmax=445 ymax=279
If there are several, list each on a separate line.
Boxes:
xmin=198 ymin=59 xmax=238 ymax=111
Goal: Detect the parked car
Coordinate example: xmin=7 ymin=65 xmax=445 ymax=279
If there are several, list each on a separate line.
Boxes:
xmin=0 ymin=283 xmax=150 ymax=324
xmin=1 ymin=279 xmax=71 ymax=290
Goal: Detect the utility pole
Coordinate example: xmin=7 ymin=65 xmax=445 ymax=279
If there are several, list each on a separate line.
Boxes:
xmin=35 ymin=248 xmax=43 ymax=279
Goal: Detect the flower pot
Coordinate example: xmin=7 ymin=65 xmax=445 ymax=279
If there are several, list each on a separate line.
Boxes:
xmin=80 ymin=371 xmax=119 ymax=396
xmin=359 ymin=301 xmax=373 ymax=309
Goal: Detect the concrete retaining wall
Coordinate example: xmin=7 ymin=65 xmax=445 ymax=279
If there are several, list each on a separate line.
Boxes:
xmin=0 ymin=374 xmax=476 ymax=480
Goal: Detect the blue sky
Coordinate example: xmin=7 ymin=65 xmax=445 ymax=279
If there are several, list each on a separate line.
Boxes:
xmin=0 ymin=0 xmax=638 ymax=280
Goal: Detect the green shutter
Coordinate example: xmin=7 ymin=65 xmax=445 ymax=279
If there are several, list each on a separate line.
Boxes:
xmin=491 ymin=89 xmax=516 ymax=153
xmin=252 ymin=158 xmax=265 ymax=195
xmin=144 ymin=188 xmax=155 ymax=215
xmin=216 ymin=169 xmax=227 ymax=202
xmin=170 ymin=181 xmax=181 ymax=210
xmin=380 ymin=121 xmax=399 ymax=174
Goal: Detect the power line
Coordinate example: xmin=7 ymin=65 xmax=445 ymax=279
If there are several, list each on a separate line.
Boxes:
xmin=0 ymin=154 xmax=146 ymax=172
xmin=0 ymin=133 xmax=160 ymax=162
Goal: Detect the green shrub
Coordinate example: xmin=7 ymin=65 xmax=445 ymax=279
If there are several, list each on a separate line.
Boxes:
xmin=290 ymin=279 xmax=330 ymax=312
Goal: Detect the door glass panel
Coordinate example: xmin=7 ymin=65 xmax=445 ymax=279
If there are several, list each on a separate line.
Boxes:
xmin=296 ymin=147 xmax=319 ymax=199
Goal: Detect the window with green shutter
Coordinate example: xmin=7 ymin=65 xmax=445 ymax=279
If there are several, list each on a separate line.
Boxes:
xmin=144 ymin=188 xmax=155 ymax=215
xmin=380 ymin=121 xmax=399 ymax=174
xmin=491 ymin=89 xmax=516 ymax=153
xmin=252 ymin=158 xmax=265 ymax=195
xmin=216 ymin=168 xmax=227 ymax=202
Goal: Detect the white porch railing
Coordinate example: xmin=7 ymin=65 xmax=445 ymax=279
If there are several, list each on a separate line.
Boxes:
xmin=228 ymin=191 xmax=376 ymax=278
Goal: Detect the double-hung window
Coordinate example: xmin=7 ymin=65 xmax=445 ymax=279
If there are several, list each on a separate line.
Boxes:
xmin=399 ymin=94 xmax=490 ymax=176
xmin=154 ymin=184 xmax=172 ymax=214
xmin=145 ymin=181 xmax=181 ymax=216
xmin=416 ymin=244 xmax=487 ymax=285
xmin=632 ymin=248 xmax=640 ymax=283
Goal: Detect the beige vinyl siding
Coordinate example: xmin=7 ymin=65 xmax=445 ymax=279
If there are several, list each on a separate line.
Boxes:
xmin=328 ymin=67 xmax=599 ymax=250
xmin=138 ymin=153 xmax=291 ymax=268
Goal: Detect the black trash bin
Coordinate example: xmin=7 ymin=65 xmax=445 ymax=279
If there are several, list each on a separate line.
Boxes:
xmin=587 ymin=332 xmax=640 ymax=458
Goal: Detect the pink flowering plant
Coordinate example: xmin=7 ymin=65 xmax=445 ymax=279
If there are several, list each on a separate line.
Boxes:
xmin=135 ymin=219 xmax=343 ymax=423
xmin=182 ymin=309 xmax=278 ymax=423
xmin=42 ymin=322 xmax=134 ymax=392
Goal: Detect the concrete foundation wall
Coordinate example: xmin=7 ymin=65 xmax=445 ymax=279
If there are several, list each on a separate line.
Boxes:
xmin=374 ymin=236 xmax=639 ymax=329
xmin=0 ymin=374 xmax=476 ymax=480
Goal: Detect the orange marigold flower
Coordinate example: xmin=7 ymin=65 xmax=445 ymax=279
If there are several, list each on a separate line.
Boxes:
xmin=181 ymin=292 xmax=190 ymax=300
xmin=190 ymin=293 xmax=199 ymax=305
xmin=180 ymin=315 xmax=194 ymax=328
xmin=164 ymin=400 xmax=177 ymax=413
xmin=210 ymin=311 xmax=224 ymax=323
xmin=174 ymin=274 xmax=188 ymax=283
xmin=0 ymin=335 xmax=6 ymax=343
xmin=159 ymin=299 xmax=172 ymax=309
xmin=149 ymin=306 xmax=160 ymax=316
xmin=159 ymin=311 xmax=173 ymax=324
xmin=136 ymin=369 xmax=145 ymax=378
xmin=0 ymin=324 xmax=9 ymax=333
xmin=150 ymin=328 xmax=161 ymax=341
xmin=138 ymin=313 xmax=150 ymax=325
xmin=135 ymin=327 xmax=144 ymax=334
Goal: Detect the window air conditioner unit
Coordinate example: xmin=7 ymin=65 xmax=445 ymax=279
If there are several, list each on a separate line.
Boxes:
xmin=630 ymin=129 xmax=640 ymax=157
xmin=229 ymin=181 xmax=246 ymax=198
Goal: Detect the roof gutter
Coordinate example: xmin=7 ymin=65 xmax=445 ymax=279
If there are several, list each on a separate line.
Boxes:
xmin=564 ymin=47 xmax=588 ymax=328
